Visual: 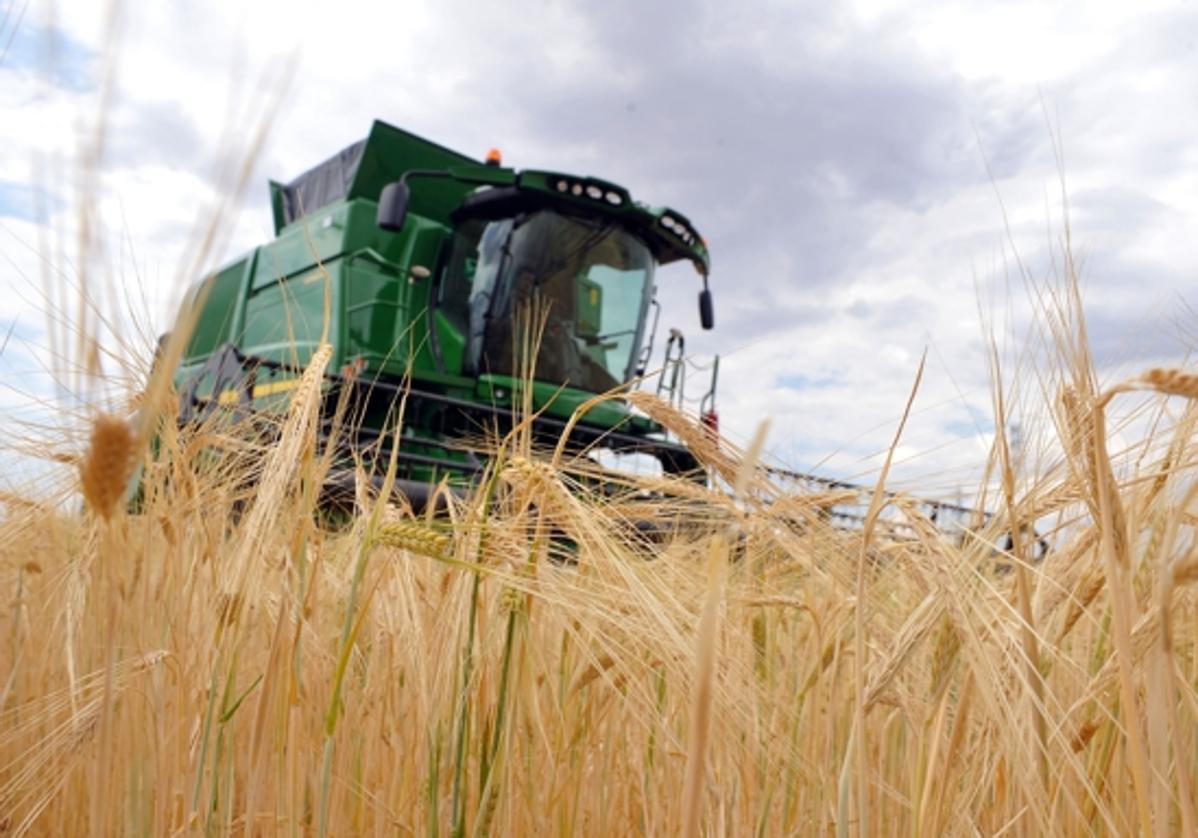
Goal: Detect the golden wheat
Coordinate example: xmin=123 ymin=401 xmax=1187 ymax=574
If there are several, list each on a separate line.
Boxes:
xmin=375 ymin=521 xmax=453 ymax=559
xmin=1139 ymin=367 xmax=1198 ymax=400
xmin=76 ymin=413 xmax=135 ymax=520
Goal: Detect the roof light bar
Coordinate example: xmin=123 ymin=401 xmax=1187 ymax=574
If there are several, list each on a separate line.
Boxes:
xmin=550 ymin=176 xmax=625 ymax=207
xmin=659 ymin=213 xmax=698 ymax=247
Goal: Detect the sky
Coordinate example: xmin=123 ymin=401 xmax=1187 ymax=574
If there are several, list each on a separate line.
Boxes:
xmin=1 ymin=0 xmax=1196 ymax=499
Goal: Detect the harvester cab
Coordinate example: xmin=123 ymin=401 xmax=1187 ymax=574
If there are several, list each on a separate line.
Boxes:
xmin=173 ymin=121 xmax=717 ymax=506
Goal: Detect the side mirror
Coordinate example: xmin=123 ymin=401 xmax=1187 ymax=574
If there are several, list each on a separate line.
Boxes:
xmin=377 ymin=181 xmax=411 ymax=232
xmin=699 ymin=287 xmax=714 ymax=330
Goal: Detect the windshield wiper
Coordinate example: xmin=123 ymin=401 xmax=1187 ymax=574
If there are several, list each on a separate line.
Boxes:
xmin=582 ymin=328 xmax=635 ymax=347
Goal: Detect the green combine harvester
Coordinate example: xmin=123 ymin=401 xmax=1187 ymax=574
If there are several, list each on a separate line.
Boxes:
xmin=173 ymin=121 xmax=717 ymax=508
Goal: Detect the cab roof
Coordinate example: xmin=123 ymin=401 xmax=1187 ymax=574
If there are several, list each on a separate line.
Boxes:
xmin=269 ymin=120 xmax=709 ymax=274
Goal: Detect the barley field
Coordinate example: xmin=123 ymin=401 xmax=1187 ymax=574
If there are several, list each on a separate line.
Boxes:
xmin=0 ymin=267 xmax=1196 ymax=836
xmin=2 ymin=16 xmax=1196 ymax=833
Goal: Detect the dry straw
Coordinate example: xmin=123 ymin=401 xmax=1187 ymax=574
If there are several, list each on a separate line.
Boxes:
xmin=6 ymin=331 xmax=1198 ymax=834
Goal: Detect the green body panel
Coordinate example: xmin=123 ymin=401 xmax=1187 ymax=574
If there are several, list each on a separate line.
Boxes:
xmin=184 ymin=260 xmax=245 ymax=359
xmin=269 ymin=121 xmax=479 ymax=235
xmin=472 ymin=375 xmax=643 ymax=427
xmin=175 ymin=121 xmax=709 ymax=471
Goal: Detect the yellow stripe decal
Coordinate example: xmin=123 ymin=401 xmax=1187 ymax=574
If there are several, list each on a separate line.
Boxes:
xmin=253 ymin=379 xmax=302 ymax=398
xmin=215 ymin=378 xmax=302 ymax=404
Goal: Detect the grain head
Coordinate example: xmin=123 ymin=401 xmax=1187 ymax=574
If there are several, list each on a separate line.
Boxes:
xmin=77 ymin=413 xmax=135 ymax=521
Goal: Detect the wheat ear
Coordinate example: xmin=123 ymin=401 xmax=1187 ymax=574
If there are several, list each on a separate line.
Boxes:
xmin=78 ymin=414 xmax=135 ymax=520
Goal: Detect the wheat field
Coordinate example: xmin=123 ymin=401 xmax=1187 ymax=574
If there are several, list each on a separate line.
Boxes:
xmin=2 ymin=26 xmax=1197 ymax=833
xmin=0 ymin=265 xmax=1196 ymax=836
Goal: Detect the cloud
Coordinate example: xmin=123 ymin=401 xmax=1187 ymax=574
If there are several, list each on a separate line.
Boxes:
xmin=103 ymin=99 xmax=208 ymax=177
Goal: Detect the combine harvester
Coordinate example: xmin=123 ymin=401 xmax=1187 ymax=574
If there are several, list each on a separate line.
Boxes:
xmin=174 ymin=121 xmax=715 ymax=507
xmin=171 ymin=121 xmax=990 ymax=545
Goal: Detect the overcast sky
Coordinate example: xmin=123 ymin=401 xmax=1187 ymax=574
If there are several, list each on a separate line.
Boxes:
xmin=2 ymin=0 xmax=1196 ymax=497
